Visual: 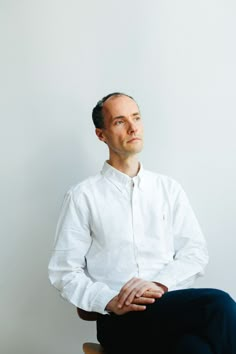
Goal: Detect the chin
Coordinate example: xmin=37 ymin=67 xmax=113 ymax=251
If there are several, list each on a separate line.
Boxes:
xmin=131 ymin=146 xmax=143 ymax=154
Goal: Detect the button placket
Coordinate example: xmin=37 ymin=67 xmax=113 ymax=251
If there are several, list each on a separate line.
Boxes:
xmin=131 ymin=179 xmax=143 ymax=275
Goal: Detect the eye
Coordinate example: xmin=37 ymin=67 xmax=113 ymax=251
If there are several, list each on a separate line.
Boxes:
xmin=134 ymin=116 xmax=141 ymax=123
xmin=114 ymin=120 xmax=124 ymax=126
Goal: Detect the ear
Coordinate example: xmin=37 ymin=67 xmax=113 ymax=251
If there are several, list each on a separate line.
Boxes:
xmin=95 ymin=128 xmax=107 ymax=143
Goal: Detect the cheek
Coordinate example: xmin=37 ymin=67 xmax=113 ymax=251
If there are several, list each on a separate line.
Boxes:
xmin=108 ymin=135 xmax=122 ymax=145
xmin=140 ymin=123 xmax=144 ymax=130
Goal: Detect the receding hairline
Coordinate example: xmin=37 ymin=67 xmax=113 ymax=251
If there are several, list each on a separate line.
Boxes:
xmin=102 ymin=94 xmax=139 ymax=112
xmin=92 ymin=92 xmax=139 ymax=129
xmin=102 ymin=94 xmax=140 ymax=122
xmin=103 ymin=93 xmax=136 ymax=105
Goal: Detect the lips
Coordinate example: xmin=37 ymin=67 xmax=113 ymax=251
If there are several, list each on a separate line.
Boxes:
xmin=127 ymin=137 xmax=142 ymax=143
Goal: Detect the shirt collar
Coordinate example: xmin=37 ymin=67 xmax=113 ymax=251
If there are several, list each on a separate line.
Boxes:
xmin=101 ymin=161 xmax=144 ymax=192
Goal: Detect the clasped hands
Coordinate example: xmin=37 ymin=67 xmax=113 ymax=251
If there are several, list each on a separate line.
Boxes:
xmin=106 ymin=277 xmax=167 ymax=315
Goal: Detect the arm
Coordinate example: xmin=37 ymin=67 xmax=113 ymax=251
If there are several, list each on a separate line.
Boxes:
xmin=154 ymin=184 xmax=209 ymax=290
xmin=48 ymin=190 xmax=117 ymax=314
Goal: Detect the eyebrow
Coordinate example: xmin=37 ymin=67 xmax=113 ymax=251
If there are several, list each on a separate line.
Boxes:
xmin=112 ymin=112 xmax=140 ymax=121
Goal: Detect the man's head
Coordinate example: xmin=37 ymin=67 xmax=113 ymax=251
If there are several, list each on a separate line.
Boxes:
xmin=92 ymin=92 xmax=135 ymax=129
xmin=93 ymin=93 xmax=144 ymax=159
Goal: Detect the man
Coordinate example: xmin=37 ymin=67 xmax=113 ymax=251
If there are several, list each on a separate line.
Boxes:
xmin=48 ymin=92 xmax=236 ymax=354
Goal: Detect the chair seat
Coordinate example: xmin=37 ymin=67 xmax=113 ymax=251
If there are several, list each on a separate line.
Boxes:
xmin=83 ymin=342 xmax=105 ymax=354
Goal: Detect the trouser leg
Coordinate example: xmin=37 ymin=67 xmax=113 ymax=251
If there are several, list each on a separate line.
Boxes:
xmin=144 ymin=288 xmax=236 ymax=354
xmin=96 ymin=288 xmax=236 ymax=354
xmin=205 ymin=289 xmax=236 ymax=354
xmin=175 ymin=334 xmax=212 ymax=354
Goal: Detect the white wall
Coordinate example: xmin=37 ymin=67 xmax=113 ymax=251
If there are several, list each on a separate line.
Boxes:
xmin=1 ymin=1 xmax=235 ymax=353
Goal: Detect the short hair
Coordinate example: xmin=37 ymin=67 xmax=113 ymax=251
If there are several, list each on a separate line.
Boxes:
xmin=92 ymin=92 xmax=135 ymax=129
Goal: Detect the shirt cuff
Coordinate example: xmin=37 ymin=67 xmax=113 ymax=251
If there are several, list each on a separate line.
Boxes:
xmin=92 ymin=287 xmax=118 ymax=315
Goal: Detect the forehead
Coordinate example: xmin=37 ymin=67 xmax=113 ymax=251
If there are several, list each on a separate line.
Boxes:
xmin=102 ymin=95 xmax=139 ymax=119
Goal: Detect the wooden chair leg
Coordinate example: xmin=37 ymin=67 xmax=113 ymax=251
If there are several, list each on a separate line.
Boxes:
xmin=83 ymin=342 xmax=105 ymax=354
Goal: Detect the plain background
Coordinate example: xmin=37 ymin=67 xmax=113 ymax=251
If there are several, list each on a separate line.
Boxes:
xmin=1 ymin=1 xmax=235 ymax=353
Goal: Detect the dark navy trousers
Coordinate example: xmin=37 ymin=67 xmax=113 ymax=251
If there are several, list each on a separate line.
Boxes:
xmin=96 ymin=288 xmax=236 ymax=354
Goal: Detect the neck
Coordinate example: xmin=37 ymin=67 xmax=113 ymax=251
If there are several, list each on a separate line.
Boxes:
xmin=107 ymin=155 xmax=140 ymax=177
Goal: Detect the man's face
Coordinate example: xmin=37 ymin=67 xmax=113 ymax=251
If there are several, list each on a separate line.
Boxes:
xmin=96 ymin=95 xmax=144 ymax=158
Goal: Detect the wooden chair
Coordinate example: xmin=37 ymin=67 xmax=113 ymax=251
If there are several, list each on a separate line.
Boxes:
xmin=77 ymin=308 xmax=105 ymax=354
xmin=82 ymin=342 xmax=104 ymax=354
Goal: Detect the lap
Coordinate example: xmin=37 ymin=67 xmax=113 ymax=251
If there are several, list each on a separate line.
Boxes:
xmin=97 ymin=288 xmax=232 ymax=354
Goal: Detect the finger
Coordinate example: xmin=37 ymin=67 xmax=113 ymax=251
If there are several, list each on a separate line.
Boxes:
xmin=118 ymin=277 xmax=138 ymax=293
xmin=132 ymin=296 xmax=156 ymax=305
xmin=118 ymin=279 xmax=145 ymax=307
xmin=143 ymin=290 xmax=164 ymax=298
xmin=118 ymin=278 xmax=141 ymax=300
xmin=124 ymin=284 xmax=150 ymax=305
xmin=125 ymin=282 xmax=163 ymax=304
xmin=127 ymin=303 xmax=147 ymax=312
xmin=118 ymin=280 xmax=164 ymax=308
xmin=128 ymin=283 xmax=164 ymax=300
xmin=123 ymin=283 xmax=150 ymax=306
xmin=120 ymin=282 xmax=160 ymax=307
xmin=116 ymin=302 xmax=147 ymax=315
xmin=118 ymin=288 xmax=140 ymax=308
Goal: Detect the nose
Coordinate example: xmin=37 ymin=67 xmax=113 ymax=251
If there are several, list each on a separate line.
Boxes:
xmin=128 ymin=121 xmax=138 ymax=135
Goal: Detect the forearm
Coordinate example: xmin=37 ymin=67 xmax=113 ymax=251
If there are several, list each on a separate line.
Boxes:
xmin=154 ymin=252 xmax=208 ymax=290
xmin=48 ymin=252 xmax=117 ymax=314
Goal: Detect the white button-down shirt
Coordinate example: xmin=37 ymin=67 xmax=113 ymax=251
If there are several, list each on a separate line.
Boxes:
xmin=48 ymin=162 xmax=209 ymax=314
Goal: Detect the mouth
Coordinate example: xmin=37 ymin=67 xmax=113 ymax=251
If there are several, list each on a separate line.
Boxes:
xmin=127 ymin=137 xmax=142 ymax=143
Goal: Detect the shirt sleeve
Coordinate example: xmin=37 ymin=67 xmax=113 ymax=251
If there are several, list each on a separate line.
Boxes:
xmin=155 ymin=183 xmax=209 ymax=290
xmin=48 ymin=190 xmax=117 ymax=314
